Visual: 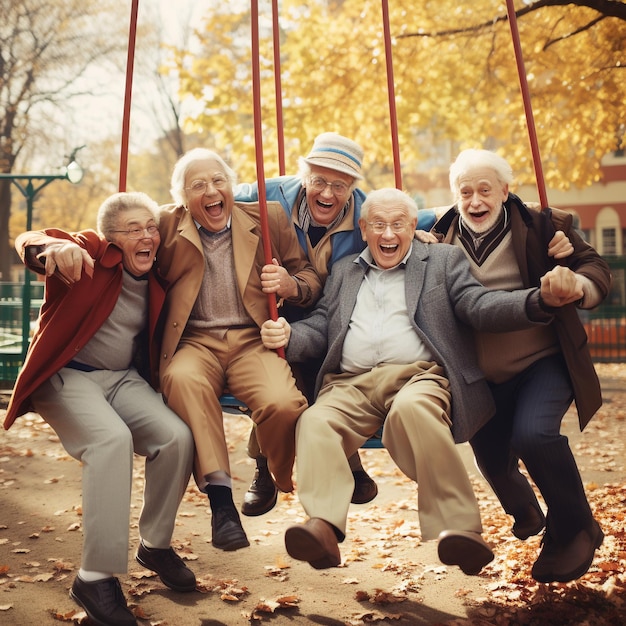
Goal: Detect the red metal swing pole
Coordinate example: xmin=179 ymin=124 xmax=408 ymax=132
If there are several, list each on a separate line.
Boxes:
xmin=271 ymin=0 xmax=286 ymax=176
xmin=381 ymin=0 xmax=402 ymax=190
xmin=505 ymin=0 xmax=549 ymax=208
xmin=251 ymin=0 xmax=285 ymax=358
xmin=119 ymin=0 xmax=139 ymax=192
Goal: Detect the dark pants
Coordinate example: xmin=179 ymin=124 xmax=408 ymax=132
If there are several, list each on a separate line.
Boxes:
xmin=470 ymin=354 xmax=594 ymax=543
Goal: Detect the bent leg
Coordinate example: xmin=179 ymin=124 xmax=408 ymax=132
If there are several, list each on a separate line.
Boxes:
xmin=510 ymin=355 xmax=593 ymax=543
xmin=295 ymin=376 xmax=382 ymax=537
xmin=382 ymin=367 xmax=480 ymax=540
xmin=111 ymin=369 xmax=194 ymax=548
xmin=161 ymin=331 xmax=227 ymax=490
xmin=31 ymin=369 xmax=134 ymax=574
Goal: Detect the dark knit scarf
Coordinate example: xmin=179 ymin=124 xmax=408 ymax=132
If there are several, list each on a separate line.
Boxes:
xmin=457 ymin=204 xmax=510 ymax=266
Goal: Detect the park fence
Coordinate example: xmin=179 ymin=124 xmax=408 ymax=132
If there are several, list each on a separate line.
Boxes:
xmin=1 ymin=258 xmax=625 ymax=387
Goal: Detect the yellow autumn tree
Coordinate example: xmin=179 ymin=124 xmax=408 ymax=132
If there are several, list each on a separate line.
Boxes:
xmin=169 ymin=0 xmax=626 ymax=194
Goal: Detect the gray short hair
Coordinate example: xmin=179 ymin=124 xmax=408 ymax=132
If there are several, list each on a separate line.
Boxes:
xmin=361 ymin=188 xmax=418 ymax=221
xmin=97 ymin=192 xmax=160 ymax=240
xmin=170 ymin=148 xmax=237 ymax=207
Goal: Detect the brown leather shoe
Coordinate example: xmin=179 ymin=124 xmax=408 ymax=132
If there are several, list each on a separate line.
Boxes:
xmin=532 ymin=520 xmax=604 ymax=583
xmin=351 ymin=470 xmax=378 ymax=504
xmin=241 ymin=465 xmax=278 ymax=517
xmin=284 ymin=518 xmax=341 ymax=569
xmin=437 ymin=530 xmax=494 ymax=575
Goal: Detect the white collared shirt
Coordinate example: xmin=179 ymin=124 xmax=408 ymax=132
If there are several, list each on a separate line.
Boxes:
xmin=340 ymin=248 xmax=433 ymax=374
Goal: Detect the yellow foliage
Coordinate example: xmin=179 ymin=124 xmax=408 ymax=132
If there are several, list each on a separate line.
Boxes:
xmin=166 ymin=0 xmax=626 ymax=193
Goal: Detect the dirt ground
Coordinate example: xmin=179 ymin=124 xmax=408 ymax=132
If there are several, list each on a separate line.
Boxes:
xmin=1 ymin=363 xmax=625 ymax=626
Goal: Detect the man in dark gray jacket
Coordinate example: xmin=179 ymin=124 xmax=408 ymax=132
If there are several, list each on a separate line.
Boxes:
xmin=260 ymin=187 xmax=583 ymax=575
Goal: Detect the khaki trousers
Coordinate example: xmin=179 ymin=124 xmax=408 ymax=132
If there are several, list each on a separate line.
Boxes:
xmin=295 ymin=361 xmax=482 ymax=541
xmin=161 ymin=326 xmax=306 ymax=492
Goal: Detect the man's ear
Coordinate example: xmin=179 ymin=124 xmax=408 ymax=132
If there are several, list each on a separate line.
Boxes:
xmin=358 ymin=218 xmax=367 ymax=241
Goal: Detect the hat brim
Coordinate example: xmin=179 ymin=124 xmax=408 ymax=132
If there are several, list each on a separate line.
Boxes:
xmin=303 ymin=156 xmax=364 ymax=180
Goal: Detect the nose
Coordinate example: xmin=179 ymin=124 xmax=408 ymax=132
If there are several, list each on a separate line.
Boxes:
xmin=470 ymin=192 xmax=482 ymax=207
xmin=319 ymin=183 xmax=334 ymax=198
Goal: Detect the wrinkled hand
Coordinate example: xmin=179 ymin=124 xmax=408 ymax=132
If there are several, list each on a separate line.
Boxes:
xmin=414 ymin=229 xmax=438 ymax=243
xmin=260 ymin=317 xmax=291 ymax=350
xmin=38 ymin=242 xmax=94 ymax=284
xmin=548 ymin=230 xmax=574 ymax=259
xmin=540 ymin=266 xmax=584 ymax=307
xmin=261 ymin=258 xmax=298 ymax=298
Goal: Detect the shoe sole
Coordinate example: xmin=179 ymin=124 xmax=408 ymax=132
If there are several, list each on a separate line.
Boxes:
xmin=241 ymin=491 xmax=278 ymax=517
xmin=545 ymin=528 xmax=605 ymax=583
xmin=285 ymin=526 xmax=340 ymax=570
xmin=135 ymin=555 xmax=197 ymax=592
xmin=438 ymin=534 xmax=494 ymax=576
xmin=212 ymin=535 xmax=251 ymax=551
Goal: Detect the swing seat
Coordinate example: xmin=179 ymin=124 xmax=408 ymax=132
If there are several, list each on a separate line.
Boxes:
xmin=218 ymin=394 xmax=385 ymax=449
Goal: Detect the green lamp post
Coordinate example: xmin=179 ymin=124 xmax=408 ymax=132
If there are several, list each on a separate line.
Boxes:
xmin=0 ymin=148 xmax=84 ymax=358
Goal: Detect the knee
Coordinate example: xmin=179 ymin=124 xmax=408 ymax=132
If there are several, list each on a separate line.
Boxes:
xmin=258 ymin=391 xmax=307 ymax=419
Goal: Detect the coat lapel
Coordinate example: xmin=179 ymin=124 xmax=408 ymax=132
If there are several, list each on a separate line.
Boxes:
xmin=405 ymin=241 xmax=428 ymax=317
xmin=231 ymin=207 xmax=260 ymax=298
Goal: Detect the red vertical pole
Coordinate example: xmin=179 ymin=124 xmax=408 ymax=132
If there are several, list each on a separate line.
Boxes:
xmin=119 ymin=0 xmax=139 ymax=192
xmin=251 ymin=0 xmax=284 ymax=356
xmin=381 ymin=0 xmax=402 ymax=190
xmin=505 ymin=0 xmax=549 ymax=208
xmin=271 ymin=0 xmax=286 ymax=176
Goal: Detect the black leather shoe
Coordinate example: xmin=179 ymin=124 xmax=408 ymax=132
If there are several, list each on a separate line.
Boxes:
xmin=437 ymin=530 xmax=495 ymax=575
xmin=512 ymin=503 xmax=546 ymax=540
xmin=212 ymin=504 xmax=250 ymax=551
xmin=70 ymin=575 xmax=137 ymax=626
xmin=241 ymin=465 xmax=278 ymax=516
xmin=532 ymin=520 xmax=604 ymax=583
xmin=351 ymin=470 xmax=378 ymax=504
xmin=135 ymin=541 xmax=196 ymax=592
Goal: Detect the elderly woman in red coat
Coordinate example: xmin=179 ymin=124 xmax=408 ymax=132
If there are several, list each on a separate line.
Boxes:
xmin=5 ymin=192 xmax=196 ymax=626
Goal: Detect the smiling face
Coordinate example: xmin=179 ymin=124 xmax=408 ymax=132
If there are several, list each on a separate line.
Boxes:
xmin=108 ymin=207 xmax=160 ymax=277
xmin=184 ymin=156 xmax=234 ymax=232
xmin=456 ymin=166 xmax=508 ymax=233
xmin=358 ymin=198 xmax=417 ymax=269
xmin=304 ymin=164 xmax=354 ymax=226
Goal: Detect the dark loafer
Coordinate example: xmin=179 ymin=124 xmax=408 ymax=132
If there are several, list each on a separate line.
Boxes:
xmin=135 ymin=541 xmax=197 ymax=592
xmin=241 ymin=465 xmax=278 ymax=516
xmin=212 ymin=505 xmax=250 ymax=551
xmin=512 ymin=503 xmax=546 ymax=540
xmin=285 ymin=518 xmax=341 ymax=569
xmin=532 ymin=520 xmax=604 ymax=583
xmin=70 ymin=575 xmax=137 ymax=626
xmin=437 ymin=529 xmax=494 ymax=575
xmin=351 ymin=470 xmax=378 ymax=504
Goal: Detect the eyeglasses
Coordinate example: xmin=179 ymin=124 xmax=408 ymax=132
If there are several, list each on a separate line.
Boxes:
xmin=185 ymin=176 xmax=229 ymax=195
xmin=307 ymin=176 xmax=350 ymax=196
xmin=366 ymin=221 xmax=410 ymax=234
xmin=111 ymin=225 xmax=159 ymax=240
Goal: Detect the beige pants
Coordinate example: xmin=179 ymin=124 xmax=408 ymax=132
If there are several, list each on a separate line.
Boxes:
xmin=161 ymin=326 xmax=306 ymax=492
xmin=295 ymin=361 xmax=482 ymax=541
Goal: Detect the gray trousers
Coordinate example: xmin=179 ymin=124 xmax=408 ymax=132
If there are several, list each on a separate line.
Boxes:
xmin=31 ymin=367 xmax=193 ymax=573
xmin=295 ymin=361 xmax=482 ymax=541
